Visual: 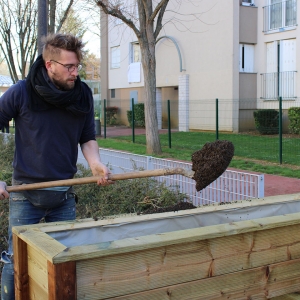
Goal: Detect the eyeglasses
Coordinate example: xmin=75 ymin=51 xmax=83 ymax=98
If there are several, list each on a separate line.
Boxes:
xmin=50 ymin=59 xmax=82 ymax=72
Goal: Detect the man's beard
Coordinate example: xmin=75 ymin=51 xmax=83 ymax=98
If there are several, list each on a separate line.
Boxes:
xmin=52 ymin=77 xmax=76 ymax=91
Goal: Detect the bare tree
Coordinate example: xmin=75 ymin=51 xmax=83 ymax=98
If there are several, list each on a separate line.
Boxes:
xmin=59 ymin=8 xmax=87 ymax=38
xmin=49 ymin=0 xmax=75 ymax=33
xmin=0 ymin=0 xmax=76 ymax=82
xmin=0 ymin=0 xmax=38 ymax=82
xmin=95 ymin=0 xmax=169 ymax=154
xmin=79 ymin=0 xmax=101 ymax=38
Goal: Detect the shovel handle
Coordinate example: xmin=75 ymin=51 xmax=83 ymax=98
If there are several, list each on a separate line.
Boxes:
xmin=6 ymin=168 xmax=190 ymax=192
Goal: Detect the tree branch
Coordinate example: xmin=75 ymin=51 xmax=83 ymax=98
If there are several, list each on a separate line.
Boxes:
xmin=154 ymin=0 xmax=169 ymax=39
xmin=56 ymin=0 xmax=74 ymax=32
xmin=149 ymin=0 xmax=169 ymax=23
xmin=48 ymin=0 xmax=57 ymax=33
xmin=141 ymin=0 xmax=151 ymax=20
xmin=95 ymin=0 xmax=141 ymax=39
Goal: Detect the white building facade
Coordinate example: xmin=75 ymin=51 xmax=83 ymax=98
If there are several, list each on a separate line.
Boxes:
xmin=100 ymin=0 xmax=298 ymax=132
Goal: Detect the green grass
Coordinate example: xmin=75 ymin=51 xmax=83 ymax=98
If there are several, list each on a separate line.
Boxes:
xmin=97 ymin=131 xmax=300 ymax=179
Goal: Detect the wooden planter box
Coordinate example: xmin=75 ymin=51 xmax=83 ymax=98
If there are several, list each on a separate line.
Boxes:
xmin=12 ymin=193 xmax=300 ymax=300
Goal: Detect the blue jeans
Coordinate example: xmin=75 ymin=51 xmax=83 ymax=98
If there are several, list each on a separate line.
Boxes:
xmin=1 ymin=192 xmax=76 ymax=300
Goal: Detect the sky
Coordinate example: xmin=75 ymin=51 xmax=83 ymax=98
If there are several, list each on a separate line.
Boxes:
xmin=83 ymin=31 xmax=101 ymax=57
xmin=80 ymin=7 xmax=101 ymax=57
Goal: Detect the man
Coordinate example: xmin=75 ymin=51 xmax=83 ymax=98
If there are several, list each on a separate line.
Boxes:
xmin=0 ymin=33 xmax=112 ymax=300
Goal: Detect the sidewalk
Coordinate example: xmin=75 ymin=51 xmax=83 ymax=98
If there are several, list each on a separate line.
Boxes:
xmin=97 ymin=126 xmax=300 ymax=197
xmin=96 ymin=125 xmax=174 ymax=138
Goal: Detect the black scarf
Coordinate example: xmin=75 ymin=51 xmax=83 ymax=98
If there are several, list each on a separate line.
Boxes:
xmin=26 ymin=54 xmax=92 ymax=116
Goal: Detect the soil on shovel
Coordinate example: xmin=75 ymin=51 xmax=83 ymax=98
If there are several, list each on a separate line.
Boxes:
xmin=192 ymin=140 xmax=234 ymax=192
xmin=141 ymin=201 xmax=197 ymax=215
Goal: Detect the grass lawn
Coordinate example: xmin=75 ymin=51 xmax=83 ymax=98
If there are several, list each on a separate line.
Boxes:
xmin=97 ymin=131 xmax=300 ymax=179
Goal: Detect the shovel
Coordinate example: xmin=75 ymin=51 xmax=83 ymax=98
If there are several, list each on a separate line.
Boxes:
xmin=6 ymin=140 xmax=234 ymax=193
xmin=6 ymin=168 xmax=193 ymax=192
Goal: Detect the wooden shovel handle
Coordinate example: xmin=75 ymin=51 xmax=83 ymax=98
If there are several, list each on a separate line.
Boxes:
xmin=6 ymin=168 xmax=190 ymax=192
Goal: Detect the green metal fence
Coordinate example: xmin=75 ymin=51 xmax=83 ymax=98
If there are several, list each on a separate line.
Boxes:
xmin=100 ymin=97 xmax=300 ymax=166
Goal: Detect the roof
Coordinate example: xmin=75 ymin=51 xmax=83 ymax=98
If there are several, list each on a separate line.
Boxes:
xmin=0 ymin=75 xmax=13 ymax=87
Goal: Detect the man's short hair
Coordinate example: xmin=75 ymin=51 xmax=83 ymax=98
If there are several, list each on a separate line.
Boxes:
xmin=42 ymin=33 xmax=85 ymax=61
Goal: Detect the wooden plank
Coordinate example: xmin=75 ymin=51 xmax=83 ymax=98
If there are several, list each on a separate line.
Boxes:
xmin=13 ymin=234 xmax=29 ymax=300
xmin=27 ymin=246 xmax=48 ymax=294
xmin=104 ymin=258 xmax=300 ymax=300
xmin=13 ymin=193 xmax=300 ymax=235
xmin=12 ymin=228 xmax=67 ymax=263
xmin=54 ymin=213 xmax=300 ymax=263
xmin=28 ymin=277 xmax=48 ymax=300
xmin=76 ymin=224 xmax=300 ymax=299
xmin=47 ymin=260 xmax=76 ymax=300
xmin=272 ymin=293 xmax=300 ymax=300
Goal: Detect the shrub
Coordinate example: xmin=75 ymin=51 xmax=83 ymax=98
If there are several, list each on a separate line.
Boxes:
xmin=74 ymin=164 xmax=188 ymax=218
xmin=0 ymin=134 xmax=14 ymax=185
xmin=127 ymin=103 xmax=145 ymax=128
xmin=288 ymin=107 xmax=300 ymax=134
xmin=253 ymin=109 xmax=279 ymax=135
xmin=105 ymin=106 xmax=118 ymax=125
xmin=0 ymin=134 xmax=14 ymax=285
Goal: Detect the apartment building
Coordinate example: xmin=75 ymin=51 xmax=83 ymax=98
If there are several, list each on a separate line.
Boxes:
xmin=100 ymin=0 xmax=298 ymax=132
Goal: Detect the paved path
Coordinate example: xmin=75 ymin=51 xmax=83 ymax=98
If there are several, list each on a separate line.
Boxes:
xmin=97 ymin=126 xmax=300 ymax=197
xmin=263 ymin=174 xmax=300 ymax=196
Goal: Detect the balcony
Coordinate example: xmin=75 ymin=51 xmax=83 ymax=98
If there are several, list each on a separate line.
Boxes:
xmin=260 ymin=71 xmax=297 ymax=99
xmin=263 ymin=0 xmax=297 ymax=33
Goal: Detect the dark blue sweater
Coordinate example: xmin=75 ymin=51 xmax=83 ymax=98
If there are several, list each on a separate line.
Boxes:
xmin=0 ymin=80 xmax=95 ymax=183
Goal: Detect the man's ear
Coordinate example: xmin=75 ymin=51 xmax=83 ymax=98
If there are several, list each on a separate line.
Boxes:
xmin=45 ymin=60 xmax=52 ymax=71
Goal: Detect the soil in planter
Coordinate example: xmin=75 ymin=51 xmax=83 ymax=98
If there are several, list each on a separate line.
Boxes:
xmin=141 ymin=201 xmax=196 ymax=215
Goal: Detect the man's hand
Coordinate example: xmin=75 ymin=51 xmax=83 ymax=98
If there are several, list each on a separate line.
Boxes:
xmin=81 ymin=140 xmax=114 ymax=187
xmin=0 ymin=181 xmax=9 ymax=200
xmin=90 ymin=162 xmax=114 ymax=186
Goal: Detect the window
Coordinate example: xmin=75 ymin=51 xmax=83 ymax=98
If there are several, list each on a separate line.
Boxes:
xmin=128 ymin=42 xmax=141 ymax=82
xmin=263 ymin=0 xmax=297 ymax=32
xmin=261 ymin=39 xmax=296 ymax=99
xmin=239 ymin=44 xmax=254 ymax=72
xmin=111 ymin=89 xmax=115 ymax=98
xmin=130 ymin=42 xmax=141 ymax=63
xmin=111 ymin=46 xmax=120 ymax=69
xmin=242 ymin=0 xmax=254 ymax=6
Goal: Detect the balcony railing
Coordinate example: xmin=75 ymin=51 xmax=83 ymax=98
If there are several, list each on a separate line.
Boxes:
xmin=263 ymin=0 xmax=297 ymax=32
xmin=260 ymin=71 xmax=297 ymax=99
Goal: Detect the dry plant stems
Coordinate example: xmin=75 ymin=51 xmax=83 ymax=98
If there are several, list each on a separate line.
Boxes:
xmin=74 ymin=164 xmax=189 ymax=218
xmin=0 ymin=134 xmax=14 ymax=287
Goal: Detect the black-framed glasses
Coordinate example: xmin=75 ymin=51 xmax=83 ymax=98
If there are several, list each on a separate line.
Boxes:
xmin=50 ymin=59 xmax=82 ymax=72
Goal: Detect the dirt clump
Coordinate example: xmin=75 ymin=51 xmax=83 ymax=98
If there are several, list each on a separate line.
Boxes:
xmin=192 ymin=140 xmax=234 ymax=191
xmin=141 ymin=201 xmax=196 ymax=214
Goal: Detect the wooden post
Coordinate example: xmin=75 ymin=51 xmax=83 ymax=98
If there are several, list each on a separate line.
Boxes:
xmin=13 ymin=234 xmax=29 ymax=300
xmin=47 ymin=261 xmax=76 ymax=300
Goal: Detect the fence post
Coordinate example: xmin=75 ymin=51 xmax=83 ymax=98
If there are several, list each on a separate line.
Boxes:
xmin=131 ymin=98 xmax=135 ymax=143
xmin=147 ymin=156 xmax=154 ymax=170
xmin=168 ymin=100 xmax=171 ymax=148
xmin=279 ymin=96 xmax=282 ymax=164
xmin=103 ymin=99 xmax=107 ymax=139
xmin=216 ymin=98 xmax=219 ymax=140
xmin=258 ymin=174 xmax=265 ymax=198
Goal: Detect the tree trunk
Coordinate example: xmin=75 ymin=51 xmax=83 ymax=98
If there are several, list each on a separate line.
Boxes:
xmin=140 ymin=39 xmax=162 ymax=155
xmin=48 ymin=0 xmax=56 ymax=33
